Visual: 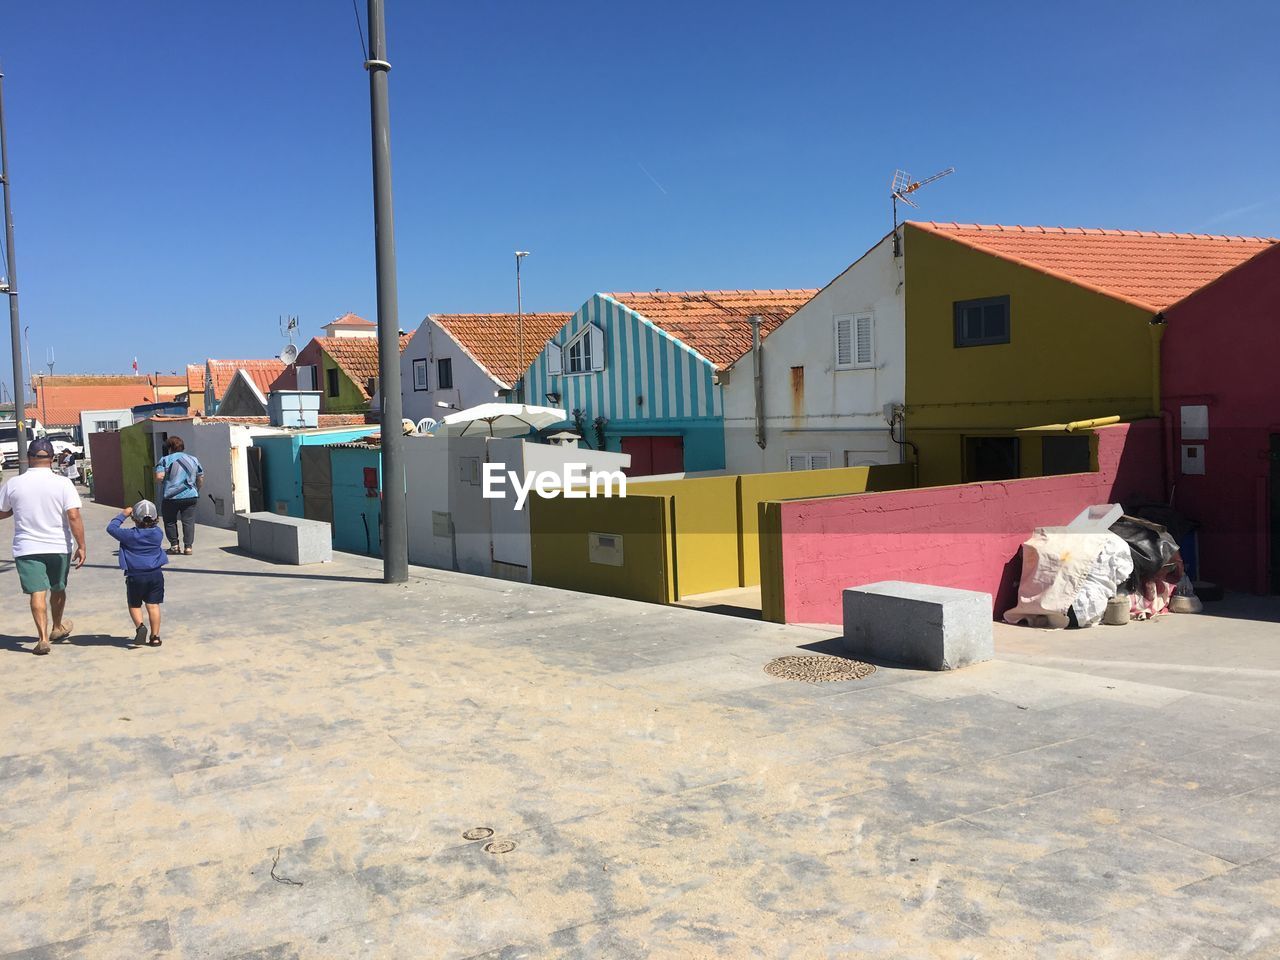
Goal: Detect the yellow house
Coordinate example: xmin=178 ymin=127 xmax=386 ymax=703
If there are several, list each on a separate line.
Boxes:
xmin=902 ymin=221 xmax=1269 ymax=486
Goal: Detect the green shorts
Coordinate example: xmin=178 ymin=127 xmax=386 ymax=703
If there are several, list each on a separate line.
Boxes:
xmin=15 ymin=553 xmax=70 ymax=594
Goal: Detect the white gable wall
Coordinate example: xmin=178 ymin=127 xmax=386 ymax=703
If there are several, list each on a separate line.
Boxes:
xmin=400 ymin=316 xmax=506 ymax=427
xmin=722 ymin=233 xmax=906 ymax=473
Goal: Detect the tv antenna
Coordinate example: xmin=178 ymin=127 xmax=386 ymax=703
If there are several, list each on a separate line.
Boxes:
xmin=279 ymin=314 xmax=300 ymax=345
xmin=891 ymin=166 xmax=954 ymax=256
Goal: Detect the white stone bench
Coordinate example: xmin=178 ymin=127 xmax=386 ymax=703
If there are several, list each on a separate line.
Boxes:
xmin=235 ymin=512 xmax=332 ymax=565
xmin=842 ymin=581 xmax=993 ymax=671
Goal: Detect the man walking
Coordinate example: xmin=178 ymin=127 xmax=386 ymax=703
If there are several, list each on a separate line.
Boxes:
xmin=0 ymin=438 xmax=87 ymax=655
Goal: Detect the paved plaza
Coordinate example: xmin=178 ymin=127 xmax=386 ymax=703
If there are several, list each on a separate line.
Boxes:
xmin=2 ymin=501 xmax=1279 ymax=958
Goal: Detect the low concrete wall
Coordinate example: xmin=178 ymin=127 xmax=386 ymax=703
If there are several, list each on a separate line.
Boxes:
xmin=760 ymin=421 xmax=1163 ymax=625
xmin=621 ymin=474 xmax=739 ymax=597
xmin=529 ymin=493 xmax=674 ymax=605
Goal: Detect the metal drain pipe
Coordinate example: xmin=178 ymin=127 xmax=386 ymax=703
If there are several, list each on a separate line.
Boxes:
xmin=751 ymin=315 xmax=765 ymax=449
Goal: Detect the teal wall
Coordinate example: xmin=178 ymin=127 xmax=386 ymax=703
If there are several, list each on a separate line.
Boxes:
xmin=330 ymin=447 xmax=382 ymax=556
xmin=254 ymin=429 xmax=374 ymax=518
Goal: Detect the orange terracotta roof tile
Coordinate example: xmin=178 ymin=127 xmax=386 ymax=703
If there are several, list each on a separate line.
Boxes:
xmin=432 ymin=312 xmax=573 ymax=387
xmin=207 ymin=359 xmax=289 ymax=397
xmin=908 ymin=222 xmax=1277 ymax=311
xmin=29 ymin=383 xmax=158 ymax=427
xmin=186 ymin=364 xmax=204 ymax=393
xmin=324 ymin=312 xmax=376 ymax=328
xmin=321 ymin=334 xmax=412 ymax=400
xmin=606 ymin=290 xmax=818 ymax=368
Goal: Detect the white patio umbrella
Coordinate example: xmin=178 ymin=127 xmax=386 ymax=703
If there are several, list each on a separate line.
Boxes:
xmin=440 ymin=402 xmax=568 ymax=438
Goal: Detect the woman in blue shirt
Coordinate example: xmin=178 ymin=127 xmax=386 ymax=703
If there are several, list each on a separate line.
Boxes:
xmin=154 ymin=436 xmax=204 ymax=555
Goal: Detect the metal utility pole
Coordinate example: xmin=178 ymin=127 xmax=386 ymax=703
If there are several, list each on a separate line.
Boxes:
xmin=364 ymin=0 xmax=408 ymax=583
xmin=515 ymin=250 xmax=529 ymax=402
xmin=0 ymin=68 xmax=28 ymax=471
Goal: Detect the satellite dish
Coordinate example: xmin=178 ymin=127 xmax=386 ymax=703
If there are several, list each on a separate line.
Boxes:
xmin=279 ymin=343 xmax=298 ymax=365
xmin=415 ymin=417 xmax=439 ymax=435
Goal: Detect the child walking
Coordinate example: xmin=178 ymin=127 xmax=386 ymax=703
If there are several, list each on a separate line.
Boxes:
xmin=107 ymin=500 xmax=168 ymax=647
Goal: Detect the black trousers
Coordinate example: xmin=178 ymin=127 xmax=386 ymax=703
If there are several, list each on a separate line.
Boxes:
xmin=161 ymin=497 xmax=198 ymax=548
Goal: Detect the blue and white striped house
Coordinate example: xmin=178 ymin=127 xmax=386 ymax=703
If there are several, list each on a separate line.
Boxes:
xmin=523 ymin=290 xmax=816 ymax=474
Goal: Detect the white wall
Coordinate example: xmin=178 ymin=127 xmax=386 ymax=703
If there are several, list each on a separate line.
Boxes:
xmin=722 ymin=233 xmax=905 ymax=474
xmin=80 ymin=409 xmax=133 ymax=442
xmin=151 ymin=420 xmax=284 ymax=529
xmin=403 ymin=435 xmax=630 ymax=581
xmin=400 ymin=317 xmax=506 ymax=426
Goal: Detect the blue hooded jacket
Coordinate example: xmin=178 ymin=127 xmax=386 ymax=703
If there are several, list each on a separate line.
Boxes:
xmin=107 ymin=514 xmax=169 ymax=574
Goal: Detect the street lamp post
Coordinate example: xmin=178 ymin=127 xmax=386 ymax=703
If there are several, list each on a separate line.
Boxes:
xmin=364 ymin=0 xmax=408 ymax=583
xmin=0 ymin=68 xmax=27 ymax=471
xmin=515 ymin=251 xmax=529 ymax=403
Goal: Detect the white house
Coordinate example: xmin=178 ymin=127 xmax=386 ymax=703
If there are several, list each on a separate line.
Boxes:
xmin=721 ymin=231 xmax=905 ymax=473
xmin=320 ymin=313 xmax=378 ymax=339
xmin=400 ymin=312 xmax=570 ymax=426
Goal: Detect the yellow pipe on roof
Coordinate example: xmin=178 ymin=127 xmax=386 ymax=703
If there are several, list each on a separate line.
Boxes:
xmin=1064 ymin=415 xmax=1121 ymax=433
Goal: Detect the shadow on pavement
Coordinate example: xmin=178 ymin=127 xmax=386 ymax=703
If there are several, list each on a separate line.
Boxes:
xmin=797 ymin=634 xmax=934 ymax=672
xmin=77 ymin=560 xmax=378 ymax=585
xmin=0 ymin=633 xmax=138 ymax=653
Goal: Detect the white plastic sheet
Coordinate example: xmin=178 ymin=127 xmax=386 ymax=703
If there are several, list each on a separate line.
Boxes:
xmin=1004 ymin=530 xmax=1134 ymax=629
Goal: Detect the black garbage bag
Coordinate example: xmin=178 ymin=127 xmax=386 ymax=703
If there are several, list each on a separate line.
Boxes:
xmin=1109 ymin=515 xmax=1181 ymax=587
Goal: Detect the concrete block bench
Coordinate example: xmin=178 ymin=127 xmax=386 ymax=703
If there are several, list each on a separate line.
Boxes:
xmin=235 ymin=512 xmax=332 ymax=565
xmin=842 ymin=581 xmax=993 ymax=671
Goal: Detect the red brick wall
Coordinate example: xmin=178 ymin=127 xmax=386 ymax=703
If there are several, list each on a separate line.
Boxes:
xmin=773 ymin=421 xmax=1164 ymax=625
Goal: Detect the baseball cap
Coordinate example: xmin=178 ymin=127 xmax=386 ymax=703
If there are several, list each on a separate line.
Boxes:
xmin=132 ymin=499 xmax=159 ymax=522
xmin=27 ymin=438 xmax=55 ymax=459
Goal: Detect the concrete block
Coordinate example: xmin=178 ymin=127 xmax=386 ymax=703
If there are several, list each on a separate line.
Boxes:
xmin=235 ymin=513 xmax=252 ymax=551
xmin=238 ymin=511 xmax=332 ymax=565
xmin=842 ymin=581 xmax=993 ymax=671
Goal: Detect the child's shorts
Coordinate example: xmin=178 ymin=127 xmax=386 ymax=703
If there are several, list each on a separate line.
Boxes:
xmin=125 ymin=570 xmax=165 ymax=608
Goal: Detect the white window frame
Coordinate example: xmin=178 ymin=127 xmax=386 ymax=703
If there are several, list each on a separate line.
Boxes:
xmin=834 ymin=313 xmax=874 ymax=370
xmin=787 ymin=450 xmax=831 ymax=471
xmin=564 ymin=323 xmax=605 ymax=375
xmin=412 ymin=358 xmax=429 ymax=391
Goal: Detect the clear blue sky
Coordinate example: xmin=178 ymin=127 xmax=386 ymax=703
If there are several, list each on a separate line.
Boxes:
xmin=1 ymin=0 xmax=1276 ymax=382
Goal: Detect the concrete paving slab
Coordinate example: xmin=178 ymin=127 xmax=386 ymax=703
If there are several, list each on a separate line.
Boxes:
xmin=2 ymin=499 xmax=1280 ymax=957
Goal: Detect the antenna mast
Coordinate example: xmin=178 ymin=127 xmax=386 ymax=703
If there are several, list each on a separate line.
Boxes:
xmin=890 ymin=166 xmax=955 ymax=257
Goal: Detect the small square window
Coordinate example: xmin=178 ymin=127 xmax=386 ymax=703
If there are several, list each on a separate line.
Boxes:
xmin=412 ymin=358 xmax=429 ymax=391
xmin=326 ymin=367 xmax=340 ymax=398
xmin=437 ymin=358 xmax=453 ymax=389
xmin=964 ymin=436 xmax=1020 ymax=482
xmin=954 ymin=296 xmax=1010 ymax=347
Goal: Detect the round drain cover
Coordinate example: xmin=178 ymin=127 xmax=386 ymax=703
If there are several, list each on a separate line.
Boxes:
xmin=462 ymin=827 xmax=494 ymax=841
xmin=484 ymin=839 xmax=517 ymax=855
xmin=763 ymin=654 xmax=876 ymax=683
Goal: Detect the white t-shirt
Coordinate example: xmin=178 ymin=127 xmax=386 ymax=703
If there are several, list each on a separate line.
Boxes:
xmin=0 ymin=468 xmax=82 ymax=557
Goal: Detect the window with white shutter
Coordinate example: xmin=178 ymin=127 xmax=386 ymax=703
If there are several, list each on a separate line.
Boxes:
xmin=547 ymin=342 xmax=563 ymax=375
xmin=834 ymin=316 xmax=853 ymax=368
xmin=564 ymin=323 xmax=604 ymax=375
xmin=787 ymin=451 xmax=831 ymax=471
xmin=835 ymin=314 xmax=874 ymax=369
xmin=854 ymin=314 xmax=874 ymax=366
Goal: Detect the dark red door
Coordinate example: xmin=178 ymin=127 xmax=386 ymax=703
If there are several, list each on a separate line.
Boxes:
xmin=620 ymin=436 xmax=684 ymax=477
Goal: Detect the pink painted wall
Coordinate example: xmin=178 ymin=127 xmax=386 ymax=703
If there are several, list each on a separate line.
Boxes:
xmin=1162 ymin=244 xmax=1280 ymax=594
xmin=774 ymin=421 xmax=1163 ymax=625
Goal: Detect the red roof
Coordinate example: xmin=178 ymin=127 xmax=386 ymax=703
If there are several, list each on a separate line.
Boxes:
xmin=28 ymin=381 xmax=158 ymax=427
xmin=432 ymin=312 xmax=573 ymax=387
xmin=186 ymin=364 xmax=204 ymax=393
xmin=908 ymin=222 xmax=1278 ymax=311
xmin=206 ymin=359 xmax=294 ymax=398
xmin=607 ymin=290 xmax=818 ymax=368
xmin=324 ymin=313 xmax=376 ymax=329
xmin=321 ymin=334 xmax=411 ymax=400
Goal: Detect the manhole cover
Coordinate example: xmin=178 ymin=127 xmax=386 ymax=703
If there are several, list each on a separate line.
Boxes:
xmin=763 ymin=654 xmax=876 ymax=683
xmin=484 ymin=839 xmax=517 ymax=855
xmin=462 ymin=827 xmax=494 ymax=841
